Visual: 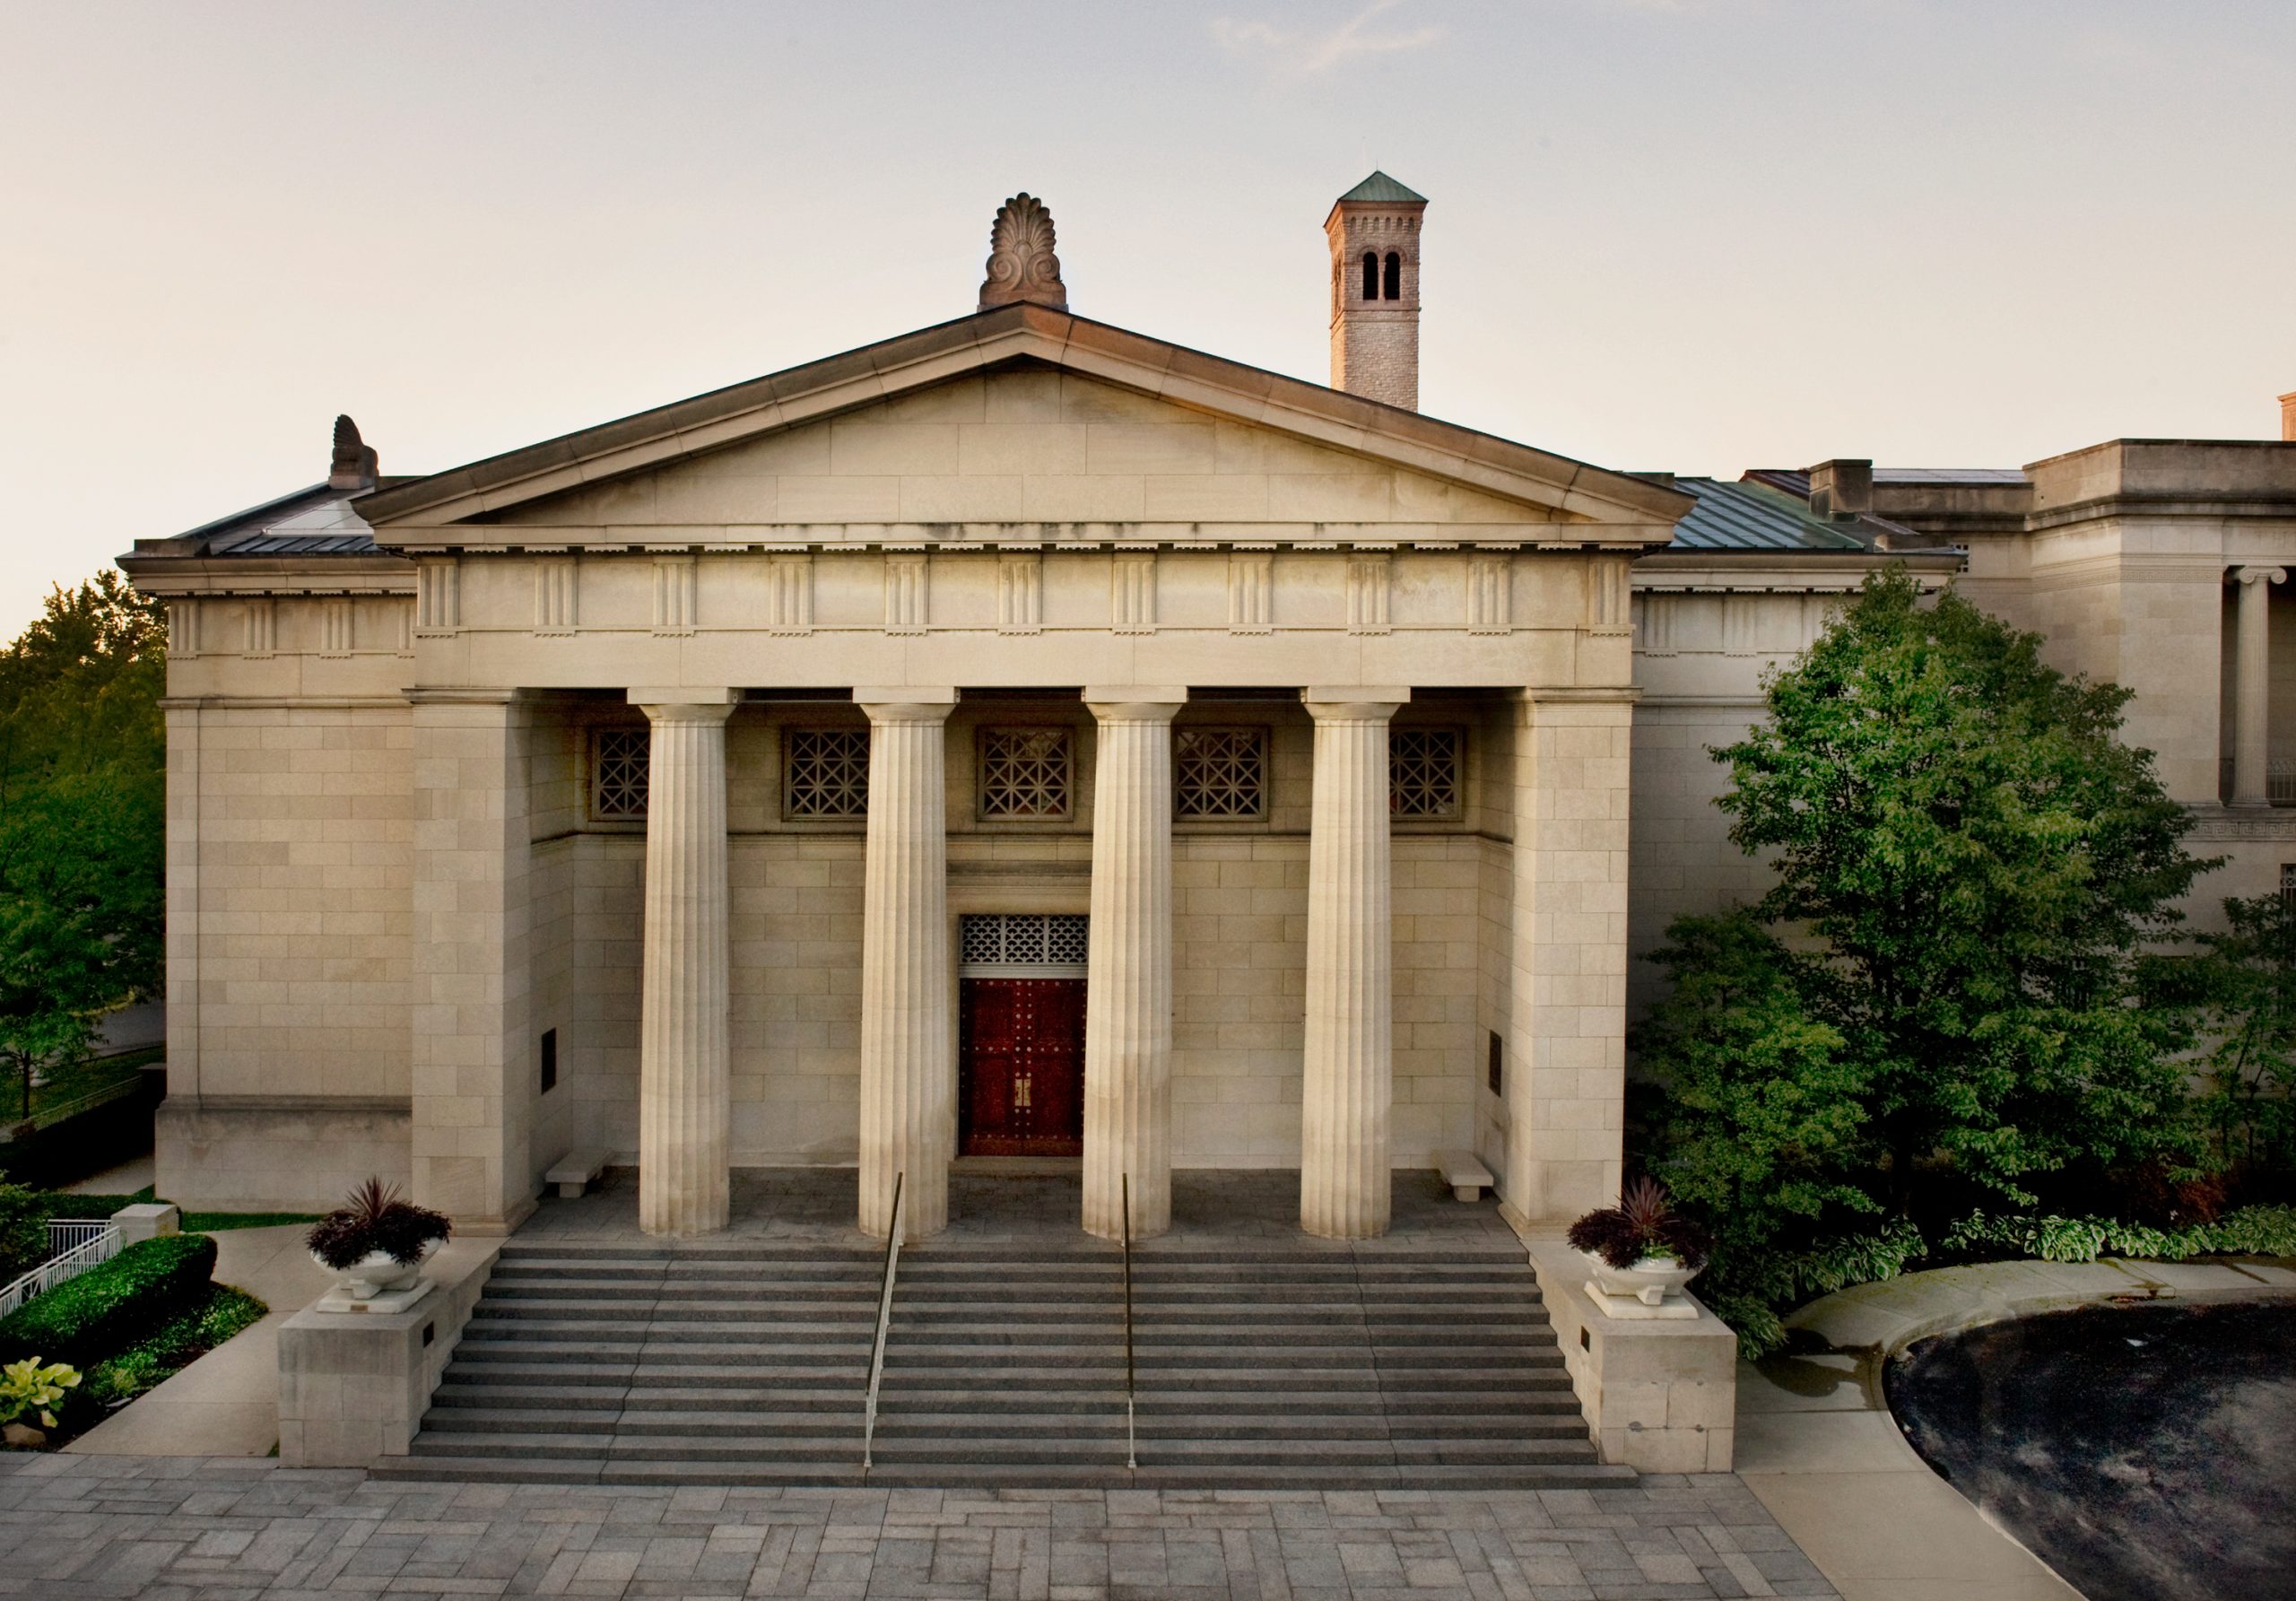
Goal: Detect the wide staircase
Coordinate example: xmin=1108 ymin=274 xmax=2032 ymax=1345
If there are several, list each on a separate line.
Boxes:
xmin=380 ymin=1237 xmax=1630 ymax=1488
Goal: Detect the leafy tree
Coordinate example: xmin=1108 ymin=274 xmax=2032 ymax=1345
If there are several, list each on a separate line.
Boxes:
xmin=1711 ymin=568 xmax=2211 ymax=1209
xmin=0 ymin=574 xmax=165 ymax=1120
xmin=2191 ymin=892 xmax=2296 ymax=1196
xmin=1636 ymin=570 xmax=2223 ymax=1347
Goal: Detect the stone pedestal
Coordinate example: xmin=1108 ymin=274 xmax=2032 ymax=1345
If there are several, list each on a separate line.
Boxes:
xmin=109 ymin=1203 xmax=179 ymax=1245
xmin=2233 ymin=567 xmax=2285 ymax=805
xmin=1082 ymin=689 xmax=1185 ymax=1241
xmin=856 ymin=689 xmax=958 ymax=1242
xmin=277 ymin=1240 xmax=499 ymax=1466
xmin=1299 ymin=689 xmax=1407 ymax=1240
xmin=631 ymin=691 xmax=737 ymax=1238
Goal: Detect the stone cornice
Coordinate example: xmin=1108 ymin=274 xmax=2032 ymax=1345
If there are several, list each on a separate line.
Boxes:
xmin=2022 ymin=496 xmax=2296 ymax=535
xmin=1633 ymin=549 xmax=1962 ymax=592
xmin=160 ymin=696 xmax=412 ymax=712
xmin=378 ymin=525 xmax=1669 ymax=555
xmin=117 ymin=552 xmax=413 ymax=597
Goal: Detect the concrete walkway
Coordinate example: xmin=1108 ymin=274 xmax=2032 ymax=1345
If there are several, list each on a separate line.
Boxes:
xmin=1733 ymin=1255 xmax=2296 ymax=1601
xmin=66 ymin=1225 xmax=329 ymax=1459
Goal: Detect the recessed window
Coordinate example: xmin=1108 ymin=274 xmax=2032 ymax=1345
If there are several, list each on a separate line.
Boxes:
xmin=539 ymin=1028 xmax=558 ymax=1095
xmin=1390 ymin=728 xmax=1463 ymax=819
xmin=1383 ymin=250 xmax=1402 ymax=300
xmin=1360 ymin=250 xmax=1378 ymax=301
xmin=979 ymin=727 xmax=1074 ymax=819
xmin=1487 ymin=1031 xmax=1502 ymax=1096
xmin=2282 ymin=864 xmax=2296 ymax=911
xmin=1175 ymin=727 xmax=1267 ymax=820
xmin=592 ymin=728 xmax=648 ymax=820
xmin=785 ymin=728 xmax=870 ymax=819
xmin=960 ymin=913 xmax=1090 ymax=971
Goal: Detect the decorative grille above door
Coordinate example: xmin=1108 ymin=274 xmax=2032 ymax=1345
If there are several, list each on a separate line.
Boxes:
xmin=960 ymin=913 xmax=1089 ymax=978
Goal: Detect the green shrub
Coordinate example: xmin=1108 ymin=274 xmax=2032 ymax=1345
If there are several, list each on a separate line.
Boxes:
xmin=79 ymin=1284 xmax=265 ymax=1410
xmin=0 ymin=1183 xmax=47 ymax=1282
xmin=0 ymin=1231 xmax=214 ymax=1366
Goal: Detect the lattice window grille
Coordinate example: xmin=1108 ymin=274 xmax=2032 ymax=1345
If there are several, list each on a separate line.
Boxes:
xmin=979 ymin=728 xmax=1073 ymax=818
xmin=593 ymin=728 xmax=649 ymax=820
xmin=1390 ymin=728 xmax=1463 ymax=819
xmin=784 ymin=729 xmax=870 ymax=819
xmin=1175 ymin=727 xmax=1267 ymax=819
xmin=961 ymin=914 xmax=1090 ymax=970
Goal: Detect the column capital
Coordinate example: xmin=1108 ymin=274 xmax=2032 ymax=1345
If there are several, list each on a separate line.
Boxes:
xmin=628 ymin=687 xmax=739 ymax=721
xmin=1513 ymin=685 xmax=1642 ymax=705
xmin=854 ymin=687 xmax=959 ymax=724
xmin=1084 ymin=686 xmax=1187 ymax=722
xmin=1301 ymin=687 xmax=1410 ymax=722
xmin=2234 ymin=566 xmax=2288 ymax=587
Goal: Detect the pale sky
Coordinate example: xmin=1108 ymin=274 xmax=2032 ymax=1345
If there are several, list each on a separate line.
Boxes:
xmin=4 ymin=0 xmax=2292 ymax=631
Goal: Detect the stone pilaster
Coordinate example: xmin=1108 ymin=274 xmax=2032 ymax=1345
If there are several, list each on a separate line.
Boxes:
xmin=408 ymin=692 xmax=533 ymax=1234
xmin=630 ymin=690 xmax=738 ymax=1238
xmin=1299 ymin=688 xmax=1408 ymax=1240
xmin=1505 ymin=689 xmax=1636 ymax=1223
xmin=160 ymin=700 xmax=203 ymax=1107
xmin=1081 ymin=688 xmax=1186 ymax=1241
xmin=2232 ymin=567 xmax=2285 ymax=806
xmin=855 ymin=688 xmax=959 ymax=1242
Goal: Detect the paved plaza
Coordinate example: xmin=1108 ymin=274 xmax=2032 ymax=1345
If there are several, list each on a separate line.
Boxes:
xmin=0 ymin=1455 xmax=1837 ymax=1600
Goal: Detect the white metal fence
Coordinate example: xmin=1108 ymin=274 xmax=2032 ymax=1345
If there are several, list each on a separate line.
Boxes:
xmin=0 ymin=1222 xmax=121 ymax=1321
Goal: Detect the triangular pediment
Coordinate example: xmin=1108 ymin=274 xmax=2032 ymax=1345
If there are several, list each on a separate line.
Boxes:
xmin=355 ymin=304 xmax=1688 ymax=545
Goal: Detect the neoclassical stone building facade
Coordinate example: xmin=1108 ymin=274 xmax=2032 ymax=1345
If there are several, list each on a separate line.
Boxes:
xmin=124 ymin=179 xmax=2296 ymax=1238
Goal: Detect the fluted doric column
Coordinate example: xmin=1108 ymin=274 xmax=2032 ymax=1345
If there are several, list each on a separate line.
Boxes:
xmin=631 ymin=690 xmax=738 ymax=1238
xmin=1300 ymin=688 xmax=1408 ymax=1240
xmin=855 ymin=688 xmax=958 ymax=1242
xmin=2233 ymin=567 xmax=2286 ymax=806
xmin=1082 ymin=688 xmax=1186 ymax=1241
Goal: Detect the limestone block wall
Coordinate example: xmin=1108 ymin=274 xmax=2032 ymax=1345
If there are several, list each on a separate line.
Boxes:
xmin=158 ymin=697 xmax=415 ymax=1210
xmin=1625 ymin=704 xmax=1772 ymax=1019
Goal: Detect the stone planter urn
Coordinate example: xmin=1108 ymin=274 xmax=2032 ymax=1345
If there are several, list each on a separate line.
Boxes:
xmin=311 ymin=1238 xmax=440 ymax=1305
xmin=1580 ymin=1249 xmax=1702 ymax=1320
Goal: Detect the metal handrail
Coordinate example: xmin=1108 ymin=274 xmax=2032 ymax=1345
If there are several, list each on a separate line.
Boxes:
xmin=0 ymin=1224 xmax=121 ymax=1320
xmin=1121 ymin=1172 xmax=1137 ymax=1472
xmin=861 ymin=1171 xmax=905 ymax=1476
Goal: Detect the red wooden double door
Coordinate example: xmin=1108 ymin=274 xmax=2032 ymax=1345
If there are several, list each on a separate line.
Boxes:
xmin=959 ymin=977 xmax=1086 ymax=1157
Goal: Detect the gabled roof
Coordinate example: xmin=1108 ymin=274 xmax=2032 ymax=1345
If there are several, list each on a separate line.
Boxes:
xmin=1662 ymin=476 xmax=1874 ymax=552
xmin=1335 ymin=170 xmax=1426 ymax=205
xmin=352 ymin=300 xmax=1689 ymax=536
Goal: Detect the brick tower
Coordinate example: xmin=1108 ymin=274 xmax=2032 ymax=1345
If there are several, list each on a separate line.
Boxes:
xmin=1326 ymin=171 xmax=1427 ymax=411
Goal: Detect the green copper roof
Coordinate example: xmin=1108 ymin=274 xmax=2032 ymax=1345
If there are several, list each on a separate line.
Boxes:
xmin=1336 ymin=170 xmax=1425 ymax=204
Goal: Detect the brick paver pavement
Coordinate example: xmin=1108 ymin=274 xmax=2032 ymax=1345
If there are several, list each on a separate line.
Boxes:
xmin=0 ymin=1455 xmax=1837 ymax=1600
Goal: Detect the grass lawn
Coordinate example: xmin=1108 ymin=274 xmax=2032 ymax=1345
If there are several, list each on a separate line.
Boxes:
xmin=179 ymin=1212 xmax=319 ymax=1232
xmin=29 ymin=1188 xmax=318 ymax=1232
xmin=6 ymin=1049 xmax=152 ymax=1126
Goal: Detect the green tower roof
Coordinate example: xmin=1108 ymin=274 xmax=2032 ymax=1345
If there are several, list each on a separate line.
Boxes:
xmin=1335 ymin=170 xmax=1426 ymax=204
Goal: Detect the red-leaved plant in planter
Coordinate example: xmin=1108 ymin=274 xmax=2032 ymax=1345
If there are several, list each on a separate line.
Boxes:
xmin=306 ymin=1179 xmax=451 ymax=1270
xmin=1567 ymin=1176 xmax=1712 ymax=1271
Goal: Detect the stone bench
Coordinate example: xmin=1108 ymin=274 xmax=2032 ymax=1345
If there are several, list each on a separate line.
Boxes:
xmin=1436 ymin=1150 xmax=1493 ymax=1203
xmin=544 ymin=1148 xmax=610 ymax=1200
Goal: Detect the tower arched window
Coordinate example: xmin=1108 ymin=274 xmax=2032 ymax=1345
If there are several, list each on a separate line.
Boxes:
xmin=1361 ymin=252 xmax=1378 ymax=301
xmin=1383 ymin=251 xmax=1402 ymax=300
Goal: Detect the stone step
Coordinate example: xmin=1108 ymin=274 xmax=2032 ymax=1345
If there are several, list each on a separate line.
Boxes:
xmin=370 ymin=1455 xmax=1635 ymax=1491
xmin=416 ymin=1235 xmax=1605 ymax=1491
